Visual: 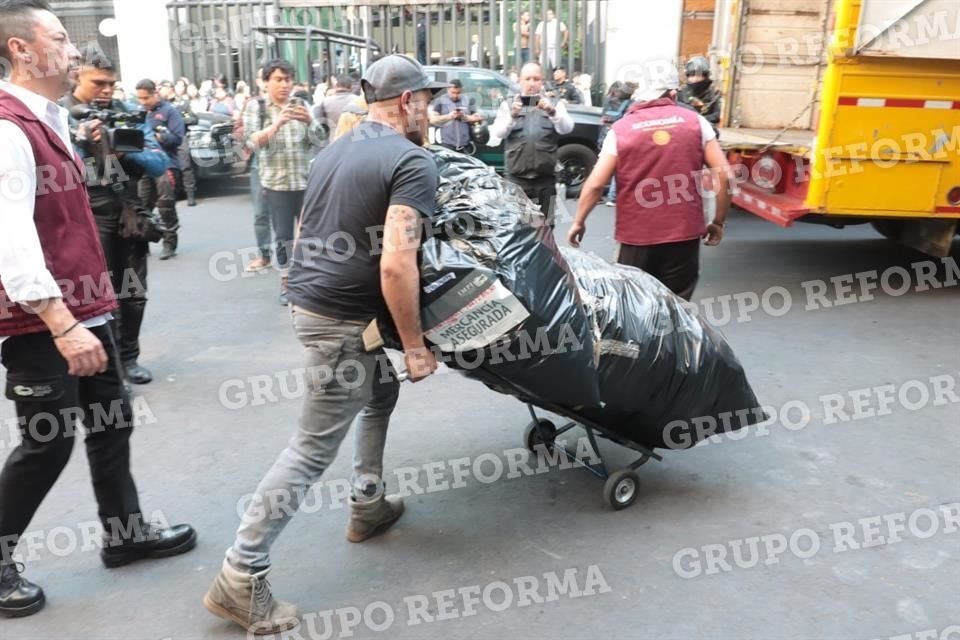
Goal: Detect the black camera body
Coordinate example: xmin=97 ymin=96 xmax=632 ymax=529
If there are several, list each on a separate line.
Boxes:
xmin=69 ymin=104 xmax=147 ymax=153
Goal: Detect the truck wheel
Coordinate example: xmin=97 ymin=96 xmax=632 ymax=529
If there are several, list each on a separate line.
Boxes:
xmin=557 ymin=143 xmax=597 ymax=199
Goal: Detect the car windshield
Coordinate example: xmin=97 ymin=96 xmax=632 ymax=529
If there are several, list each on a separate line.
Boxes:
xmin=456 ymin=72 xmax=516 ymax=110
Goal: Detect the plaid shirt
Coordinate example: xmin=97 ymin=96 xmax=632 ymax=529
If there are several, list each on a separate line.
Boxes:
xmin=243 ymin=97 xmax=323 ymax=191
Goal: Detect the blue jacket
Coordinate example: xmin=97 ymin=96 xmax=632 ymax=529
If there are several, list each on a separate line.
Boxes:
xmin=126 ymin=128 xmax=169 ymax=177
xmin=145 ymin=100 xmax=185 ymax=170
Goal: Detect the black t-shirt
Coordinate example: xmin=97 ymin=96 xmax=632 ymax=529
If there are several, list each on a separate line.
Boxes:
xmin=288 ymin=121 xmax=439 ymax=321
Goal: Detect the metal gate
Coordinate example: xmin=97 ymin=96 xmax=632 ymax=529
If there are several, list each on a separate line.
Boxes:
xmin=166 ymin=0 xmax=280 ymax=90
xmin=166 ymin=1 xmax=606 ymax=91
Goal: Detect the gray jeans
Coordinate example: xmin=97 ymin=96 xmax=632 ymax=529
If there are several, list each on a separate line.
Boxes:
xmin=226 ymin=311 xmax=400 ymax=573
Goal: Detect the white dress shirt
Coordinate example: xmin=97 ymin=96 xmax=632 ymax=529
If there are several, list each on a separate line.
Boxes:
xmin=0 ymin=81 xmax=108 ymax=337
xmin=490 ymin=98 xmax=575 ymax=141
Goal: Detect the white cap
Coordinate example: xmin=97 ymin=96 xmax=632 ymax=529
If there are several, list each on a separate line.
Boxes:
xmin=631 ymin=65 xmax=680 ymax=103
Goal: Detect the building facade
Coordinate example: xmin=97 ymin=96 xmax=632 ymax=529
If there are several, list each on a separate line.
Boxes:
xmin=73 ymin=1 xmax=714 ymax=97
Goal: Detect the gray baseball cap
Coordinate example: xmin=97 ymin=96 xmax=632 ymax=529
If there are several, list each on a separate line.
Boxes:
xmin=360 ymin=54 xmax=448 ymax=103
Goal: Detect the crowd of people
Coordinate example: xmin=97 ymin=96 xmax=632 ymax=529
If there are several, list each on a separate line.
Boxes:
xmin=0 ymin=0 xmax=730 ymax=633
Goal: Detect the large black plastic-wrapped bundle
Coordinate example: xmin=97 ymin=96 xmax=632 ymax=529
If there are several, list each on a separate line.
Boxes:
xmin=559 ymin=249 xmax=766 ymax=449
xmin=413 ymin=147 xmax=602 ymax=407
xmin=391 ymin=146 xmax=763 ymax=450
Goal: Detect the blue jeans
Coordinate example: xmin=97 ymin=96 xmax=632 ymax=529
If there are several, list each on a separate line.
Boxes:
xmin=226 ymin=310 xmax=400 ymax=572
xmin=249 ymin=158 xmax=272 ymax=259
xmin=263 ymin=189 xmax=304 ymax=275
xmin=608 ymin=176 xmax=617 ymax=201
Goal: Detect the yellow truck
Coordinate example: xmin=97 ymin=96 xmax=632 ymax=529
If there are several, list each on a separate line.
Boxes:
xmin=711 ymin=0 xmax=960 ymax=255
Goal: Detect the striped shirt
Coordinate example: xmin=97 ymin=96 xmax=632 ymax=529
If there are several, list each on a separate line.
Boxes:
xmin=243 ymin=97 xmax=323 ymax=191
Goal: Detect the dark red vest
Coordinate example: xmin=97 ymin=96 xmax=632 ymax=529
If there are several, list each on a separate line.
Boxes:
xmin=612 ymin=98 xmax=706 ymax=246
xmin=0 ymin=90 xmax=116 ymax=336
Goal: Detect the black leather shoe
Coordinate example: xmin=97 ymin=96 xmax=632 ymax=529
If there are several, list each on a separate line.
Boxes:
xmin=101 ymin=523 xmax=197 ymax=569
xmin=0 ymin=563 xmax=45 ymax=618
xmin=124 ymin=363 xmax=153 ymax=385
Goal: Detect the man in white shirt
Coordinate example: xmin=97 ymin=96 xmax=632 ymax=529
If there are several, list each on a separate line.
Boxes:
xmin=534 ymin=9 xmax=568 ymax=71
xmin=0 ymin=0 xmax=195 ymax=617
xmin=490 ymin=62 xmax=574 ymax=227
xmin=470 ymin=34 xmax=481 ymax=67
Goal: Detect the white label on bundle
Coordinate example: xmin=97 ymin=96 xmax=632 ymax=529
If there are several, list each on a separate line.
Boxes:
xmin=424 ymin=279 xmax=529 ymax=352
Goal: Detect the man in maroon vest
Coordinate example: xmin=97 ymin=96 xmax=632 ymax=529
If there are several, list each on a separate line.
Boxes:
xmin=0 ymin=0 xmax=195 ymax=618
xmin=568 ymin=65 xmax=731 ymax=300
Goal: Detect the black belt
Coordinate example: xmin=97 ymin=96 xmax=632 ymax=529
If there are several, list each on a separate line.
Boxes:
xmin=442 ymin=143 xmax=469 ymax=152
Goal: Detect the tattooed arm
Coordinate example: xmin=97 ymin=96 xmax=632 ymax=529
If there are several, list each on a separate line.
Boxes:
xmin=380 ymin=204 xmax=437 ymax=381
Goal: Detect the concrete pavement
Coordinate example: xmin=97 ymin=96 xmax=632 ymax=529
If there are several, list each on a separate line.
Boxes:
xmin=2 ymin=177 xmax=958 ymax=640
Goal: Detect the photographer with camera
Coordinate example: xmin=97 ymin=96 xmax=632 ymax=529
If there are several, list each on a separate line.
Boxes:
xmin=136 ymin=78 xmax=185 ymax=260
xmin=60 ymin=50 xmax=168 ymax=386
xmin=490 ymin=62 xmax=573 ymax=227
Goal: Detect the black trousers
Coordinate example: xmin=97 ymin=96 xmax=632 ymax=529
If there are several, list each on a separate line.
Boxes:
xmin=0 ymin=324 xmax=142 ymax=561
xmin=505 ymin=175 xmax=556 ymax=227
xmin=263 ymin=188 xmax=304 ymax=272
xmin=93 ymin=201 xmax=149 ymax=366
xmin=616 ymin=238 xmax=701 ymax=301
xmin=176 ymin=145 xmax=196 ymax=195
xmin=139 ymin=170 xmax=179 ymax=251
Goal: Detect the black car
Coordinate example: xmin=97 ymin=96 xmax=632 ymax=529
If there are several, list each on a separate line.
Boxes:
xmin=186 ymin=111 xmax=248 ymax=182
xmin=424 ymin=65 xmax=603 ymax=197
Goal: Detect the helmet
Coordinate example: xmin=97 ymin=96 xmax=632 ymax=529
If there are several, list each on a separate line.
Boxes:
xmin=470 ymin=121 xmax=490 ymax=146
xmin=685 ymin=56 xmax=711 ymax=78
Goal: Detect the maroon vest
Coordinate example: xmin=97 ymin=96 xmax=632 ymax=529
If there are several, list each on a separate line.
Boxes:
xmin=612 ymin=98 xmax=706 ymax=246
xmin=0 ymin=90 xmax=116 ymax=337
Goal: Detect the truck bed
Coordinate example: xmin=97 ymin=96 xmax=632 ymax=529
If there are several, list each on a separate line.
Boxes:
xmin=719 ymin=127 xmax=814 ymax=157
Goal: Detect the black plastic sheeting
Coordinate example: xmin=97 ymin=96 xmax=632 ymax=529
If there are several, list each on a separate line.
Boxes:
xmin=413 ymin=147 xmax=601 ymax=408
xmin=560 ymin=249 xmax=767 ymax=449
xmin=388 ymin=147 xmax=765 ymax=449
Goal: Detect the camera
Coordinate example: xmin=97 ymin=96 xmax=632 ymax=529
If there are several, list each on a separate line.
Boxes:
xmin=69 ymin=104 xmax=146 ymax=153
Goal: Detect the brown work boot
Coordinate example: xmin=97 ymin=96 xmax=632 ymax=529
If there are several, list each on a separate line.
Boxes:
xmin=202 ymin=560 xmax=299 ymax=635
xmin=244 ymin=256 xmax=271 ymax=272
xmin=346 ymin=494 xmax=405 ymax=543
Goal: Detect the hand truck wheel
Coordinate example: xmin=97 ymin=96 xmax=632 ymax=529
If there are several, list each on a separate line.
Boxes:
xmin=523 ymin=419 xmax=557 ymax=452
xmin=603 ymin=469 xmax=640 ymax=510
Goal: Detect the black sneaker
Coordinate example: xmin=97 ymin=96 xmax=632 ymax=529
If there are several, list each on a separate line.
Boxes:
xmin=0 ymin=563 xmax=45 ymax=618
xmin=101 ymin=522 xmax=197 ymax=569
xmin=159 ymin=246 xmax=176 ymax=260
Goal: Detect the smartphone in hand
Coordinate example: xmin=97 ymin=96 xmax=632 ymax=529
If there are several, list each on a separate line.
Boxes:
xmin=520 ymin=95 xmax=536 ymax=107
